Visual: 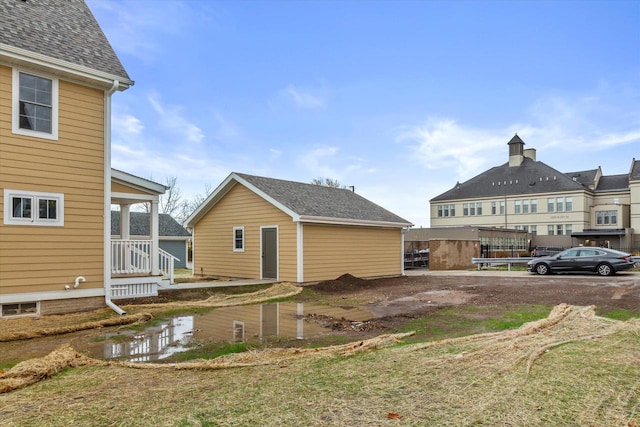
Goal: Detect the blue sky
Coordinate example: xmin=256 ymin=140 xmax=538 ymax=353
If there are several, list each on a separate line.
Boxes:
xmin=87 ymin=0 xmax=640 ymax=227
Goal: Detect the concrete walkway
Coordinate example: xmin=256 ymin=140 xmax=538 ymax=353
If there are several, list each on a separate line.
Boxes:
xmin=160 ymin=278 xmax=277 ymax=290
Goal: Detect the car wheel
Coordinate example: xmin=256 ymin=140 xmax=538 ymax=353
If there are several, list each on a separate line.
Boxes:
xmin=596 ymin=263 xmax=613 ymax=276
xmin=535 ymin=263 xmax=550 ymax=275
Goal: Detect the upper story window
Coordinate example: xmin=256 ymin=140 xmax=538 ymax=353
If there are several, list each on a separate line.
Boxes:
xmin=596 ymin=210 xmax=617 ymax=225
xmin=233 ymin=226 xmax=245 ymax=252
xmin=437 ymin=204 xmax=455 ymax=217
xmin=547 ymin=198 xmax=555 ymax=213
xmin=3 ymin=189 xmax=64 ymax=226
xmin=12 ymin=69 xmax=59 ymax=140
xmin=463 ymin=202 xmax=481 ymax=216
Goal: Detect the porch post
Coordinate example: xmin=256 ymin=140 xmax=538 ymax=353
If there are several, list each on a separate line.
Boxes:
xmin=150 ymin=200 xmax=160 ymax=275
xmin=120 ymin=204 xmax=130 ymax=240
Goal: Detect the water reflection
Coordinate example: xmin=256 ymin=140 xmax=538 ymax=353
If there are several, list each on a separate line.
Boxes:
xmin=99 ymin=302 xmax=371 ymax=362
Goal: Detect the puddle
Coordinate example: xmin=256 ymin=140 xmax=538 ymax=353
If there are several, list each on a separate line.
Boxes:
xmin=79 ymin=302 xmax=374 ymax=363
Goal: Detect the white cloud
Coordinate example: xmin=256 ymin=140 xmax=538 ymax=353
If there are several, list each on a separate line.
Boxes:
xmin=284 ymin=83 xmax=327 ymax=110
xmin=112 ymin=113 xmax=144 ymax=135
xmin=148 ymin=94 xmax=204 ymax=144
xmin=396 ymin=118 xmax=506 ymax=179
xmin=299 ymin=146 xmax=341 ymax=178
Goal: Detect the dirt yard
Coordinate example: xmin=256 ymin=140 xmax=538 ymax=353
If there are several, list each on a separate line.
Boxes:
xmin=298 ymin=270 xmax=640 ymax=339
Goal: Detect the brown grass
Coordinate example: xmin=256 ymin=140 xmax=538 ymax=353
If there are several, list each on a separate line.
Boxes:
xmin=1 ymin=304 xmax=639 ymax=426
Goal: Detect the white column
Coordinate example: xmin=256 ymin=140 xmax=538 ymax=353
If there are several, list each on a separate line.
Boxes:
xmin=120 ymin=204 xmax=130 ymax=240
xmin=150 ymin=200 xmax=160 ymax=275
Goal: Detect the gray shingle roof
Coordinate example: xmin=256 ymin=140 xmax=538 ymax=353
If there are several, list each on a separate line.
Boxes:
xmin=595 ymin=174 xmax=629 ymax=192
xmin=631 ymin=159 xmax=640 ymax=181
xmin=565 ymin=169 xmax=599 ymax=188
xmin=430 ymin=157 xmax=585 ymax=202
xmin=111 ymin=212 xmax=191 ymax=238
xmin=0 ymin=0 xmax=130 ymax=81
xmin=235 ymin=173 xmax=412 ymax=226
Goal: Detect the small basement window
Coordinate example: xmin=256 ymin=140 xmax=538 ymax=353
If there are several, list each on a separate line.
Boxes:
xmin=1 ymin=301 xmax=40 ymax=318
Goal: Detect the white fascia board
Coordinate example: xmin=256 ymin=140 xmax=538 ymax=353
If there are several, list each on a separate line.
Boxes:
xmin=298 ymin=215 xmax=413 ymax=228
xmin=0 ymin=44 xmax=133 ymax=90
xmin=232 ymin=173 xmax=300 ymax=220
xmin=111 ymin=169 xmax=167 ymax=195
xmin=111 ymin=192 xmax=158 ymax=202
xmin=2 ymin=288 xmax=105 ymax=304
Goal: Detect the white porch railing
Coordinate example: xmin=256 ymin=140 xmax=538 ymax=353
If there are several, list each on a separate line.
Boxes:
xmin=111 ymin=239 xmax=151 ymax=275
xmin=159 ymin=248 xmax=179 ymax=284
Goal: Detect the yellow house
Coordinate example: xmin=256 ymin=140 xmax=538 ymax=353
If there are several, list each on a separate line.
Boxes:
xmin=0 ymin=0 xmax=171 ymax=317
xmin=186 ymin=173 xmax=413 ymax=283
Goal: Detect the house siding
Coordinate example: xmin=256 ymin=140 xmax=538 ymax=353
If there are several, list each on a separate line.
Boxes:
xmin=302 ymin=224 xmax=402 ymax=282
xmin=193 ymin=184 xmax=297 ymax=280
xmin=159 ymin=240 xmax=188 ymax=268
xmin=0 ymin=65 xmax=105 ymax=297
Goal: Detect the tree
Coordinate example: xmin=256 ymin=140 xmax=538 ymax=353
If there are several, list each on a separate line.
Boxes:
xmin=311 ymin=177 xmax=347 ymax=189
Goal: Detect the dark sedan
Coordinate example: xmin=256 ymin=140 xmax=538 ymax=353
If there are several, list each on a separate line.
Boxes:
xmin=528 ymin=247 xmax=636 ymax=276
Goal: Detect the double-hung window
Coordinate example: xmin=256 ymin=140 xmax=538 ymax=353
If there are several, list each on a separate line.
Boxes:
xmin=13 ymin=69 xmax=58 ymax=140
xmin=4 ymin=189 xmax=64 ymax=226
xmin=233 ymin=226 xmax=245 ymax=252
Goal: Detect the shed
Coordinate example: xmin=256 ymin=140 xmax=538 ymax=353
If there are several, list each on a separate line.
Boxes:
xmin=111 ymin=211 xmax=191 ymax=268
xmin=185 ymin=173 xmax=413 ymax=282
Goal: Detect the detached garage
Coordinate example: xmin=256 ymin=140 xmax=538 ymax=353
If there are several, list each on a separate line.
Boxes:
xmin=185 ymin=173 xmax=412 ymax=282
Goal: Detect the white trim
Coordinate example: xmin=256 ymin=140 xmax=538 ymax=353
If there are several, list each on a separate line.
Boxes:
xmin=233 ymin=226 xmax=245 ymax=252
xmin=1 ymin=288 xmax=105 ymax=304
xmin=296 ymin=222 xmax=304 ymax=282
xmin=298 ymin=215 xmax=412 ymax=228
xmin=0 ymin=43 xmax=134 ymax=89
xmin=12 ymin=68 xmax=58 ymax=140
xmin=111 ymin=192 xmax=159 ymax=202
xmin=112 ymin=169 xmax=167 ymax=194
xmin=4 ymin=189 xmax=64 ymax=226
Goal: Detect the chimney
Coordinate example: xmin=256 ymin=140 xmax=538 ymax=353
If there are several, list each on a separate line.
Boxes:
xmin=523 ymin=148 xmax=536 ymax=161
xmin=508 ymin=134 xmax=525 ymax=167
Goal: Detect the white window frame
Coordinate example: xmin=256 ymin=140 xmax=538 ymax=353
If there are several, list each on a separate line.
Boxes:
xmin=1 ymin=301 xmax=40 ymax=318
xmin=12 ymin=68 xmax=59 ymax=140
xmin=3 ymin=189 xmax=64 ymax=226
xmin=233 ymin=226 xmax=245 ymax=252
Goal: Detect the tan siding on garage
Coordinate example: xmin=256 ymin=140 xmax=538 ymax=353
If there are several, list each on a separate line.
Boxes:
xmin=193 ymin=184 xmax=298 ymax=281
xmin=302 ymin=224 xmax=402 ymax=282
xmin=0 ymin=66 xmax=106 ymax=296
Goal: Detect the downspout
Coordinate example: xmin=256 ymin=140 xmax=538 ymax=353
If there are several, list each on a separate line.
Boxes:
xmin=104 ymin=80 xmax=126 ymax=315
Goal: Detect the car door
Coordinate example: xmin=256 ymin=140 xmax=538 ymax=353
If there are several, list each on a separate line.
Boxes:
xmin=551 ymin=249 xmax=580 ymax=272
xmin=575 ymin=249 xmax=600 ymax=271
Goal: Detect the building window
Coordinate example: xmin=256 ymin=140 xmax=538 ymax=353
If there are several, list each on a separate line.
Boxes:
xmin=557 ymin=224 xmax=563 ymax=235
xmin=523 ymin=200 xmax=529 ymax=214
xmin=565 ymin=224 xmax=572 ymax=235
xmin=470 ymin=203 xmax=476 ymax=216
xmin=1 ymin=301 xmax=39 ymax=318
xmin=530 ymin=225 xmax=537 ymax=235
xmin=565 ymin=197 xmax=572 ymax=212
xmin=547 ymin=198 xmax=554 ymax=213
xmin=463 ymin=203 xmax=469 ymax=216
xmin=548 ymin=225 xmax=554 ymax=235
xmin=12 ymin=69 xmax=58 ymax=140
xmin=499 ymin=201 xmax=505 ymax=215
xmin=233 ymin=226 xmax=245 ymax=252
xmin=476 ymin=202 xmax=482 ymax=216
xmin=556 ymin=197 xmax=564 ymax=212
xmin=514 ymin=200 xmax=521 ymax=214
xmin=596 ymin=211 xmax=617 ymax=225
xmin=4 ymin=189 xmax=64 ymax=226
xmin=449 ymin=204 xmax=455 ymax=217
xmin=437 ymin=205 xmax=443 ymax=217
xmin=531 ymin=199 xmax=538 ymax=213
xmin=491 ymin=201 xmax=496 ymax=215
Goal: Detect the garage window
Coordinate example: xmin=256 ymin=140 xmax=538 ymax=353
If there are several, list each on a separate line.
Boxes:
xmin=233 ymin=226 xmax=245 ymax=252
